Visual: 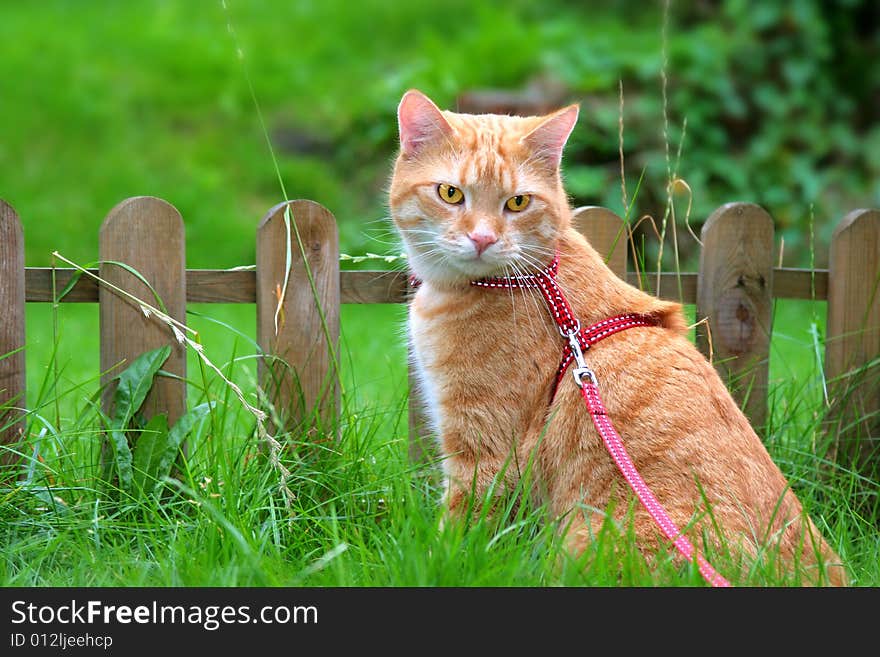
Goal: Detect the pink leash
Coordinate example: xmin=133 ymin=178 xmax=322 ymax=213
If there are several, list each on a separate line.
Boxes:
xmin=471 ymin=254 xmax=731 ymax=587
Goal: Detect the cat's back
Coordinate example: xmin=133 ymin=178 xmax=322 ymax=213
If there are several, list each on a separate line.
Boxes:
xmin=548 ymin=234 xmax=846 ymax=583
xmin=552 ymin=233 xmax=794 ymax=515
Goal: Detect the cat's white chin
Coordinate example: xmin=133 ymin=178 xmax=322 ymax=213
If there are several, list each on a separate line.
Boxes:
xmin=407 ymin=250 xmax=508 ymax=287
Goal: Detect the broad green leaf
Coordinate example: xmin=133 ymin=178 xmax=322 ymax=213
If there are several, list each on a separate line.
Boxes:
xmin=131 ymin=413 xmax=170 ymax=494
xmin=153 ymin=402 xmax=214 ymax=488
xmin=111 ymin=346 xmax=172 ymax=429
xmin=108 ymin=428 xmax=134 ymax=492
xmin=94 ymin=407 xmax=117 ymax=488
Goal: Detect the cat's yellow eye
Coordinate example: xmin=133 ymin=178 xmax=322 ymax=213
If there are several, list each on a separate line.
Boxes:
xmin=506 ymin=194 xmax=531 ymax=212
xmin=437 ymin=183 xmax=464 ymax=205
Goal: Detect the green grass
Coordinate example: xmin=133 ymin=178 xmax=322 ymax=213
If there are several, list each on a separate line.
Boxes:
xmin=3 ymin=292 xmax=877 ymax=586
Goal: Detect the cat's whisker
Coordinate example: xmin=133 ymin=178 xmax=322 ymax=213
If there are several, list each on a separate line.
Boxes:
xmin=501 ymin=262 xmax=520 ymax=337
xmin=506 ymin=262 xmax=531 ymax=338
xmin=513 ymin=251 xmax=549 ymax=274
xmin=402 ymin=240 xmax=449 ymax=256
xmin=506 ymin=259 xmax=549 ymax=342
xmin=504 ymin=262 xmax=532 ymax=334
xmin=362 ymin=216 xmax=395 ymax=229
xmin=362 ymin=237 xmax=404 ymax=250
xmin=508 ymin=254 xmax=559 ymax=342
xmin=400 ymin=228 xmax=441 ymax=237
xmin=517 ymin=245 xmax=555 ymax=268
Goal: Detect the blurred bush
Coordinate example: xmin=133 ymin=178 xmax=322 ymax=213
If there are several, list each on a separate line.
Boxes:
xmin=334 ymin=0 xmax=878 ymax=266
xmin=663 ymin=0 xmax=879 ymax=264
xmin=1 ymin=0 xmax=875 ymax=269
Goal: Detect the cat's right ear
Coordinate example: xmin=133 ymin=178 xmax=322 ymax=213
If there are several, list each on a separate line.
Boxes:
xmin=397 ymin=90 xmax=452 ymax=156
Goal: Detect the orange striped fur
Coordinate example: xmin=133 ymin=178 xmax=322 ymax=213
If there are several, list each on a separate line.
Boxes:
xmin=389 ymin=89 xmax=846 ymax=585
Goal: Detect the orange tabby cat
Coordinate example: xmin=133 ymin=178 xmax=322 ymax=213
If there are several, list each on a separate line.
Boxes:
xmin=389 ymin=89 xmax=846 ymax=586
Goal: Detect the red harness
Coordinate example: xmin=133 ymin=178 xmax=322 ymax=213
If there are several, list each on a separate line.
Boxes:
xmin=412 ymin=255 xmax=731 ymax=587
xmin=471 ymin=256 xmax=660 ymax=402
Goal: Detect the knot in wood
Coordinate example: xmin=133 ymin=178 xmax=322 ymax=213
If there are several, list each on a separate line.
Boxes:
xmin=717 ymin=291 xmax=756 ymax=355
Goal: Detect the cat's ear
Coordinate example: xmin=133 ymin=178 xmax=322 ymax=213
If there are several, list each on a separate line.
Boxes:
xmin=523 ymin=104 xmax=579 ymax=168
xmin=397 ymin=89 xmax=453 ymax=156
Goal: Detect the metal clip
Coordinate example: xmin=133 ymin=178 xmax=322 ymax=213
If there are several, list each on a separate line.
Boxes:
xmin=566 ymin=328 xmax=598 ymax=387
xmin=558 ymin=318 xmax=580 ymax=338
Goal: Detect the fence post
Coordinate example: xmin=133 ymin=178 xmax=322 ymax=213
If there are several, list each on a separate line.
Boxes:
xmin=572 ymin=206 xmax=628 ymax=279
xmin=826 ymin=209 xmax=880 ymax=475
xmin=256 ymin=200 xmax=340 ymax=435
xmin=99 ymin=196 xmax=187 ymax=426
xmin=0 ymin=199 xmax=25 ymax=477
xmin=697 ymin=202 xmax=774 ymax=430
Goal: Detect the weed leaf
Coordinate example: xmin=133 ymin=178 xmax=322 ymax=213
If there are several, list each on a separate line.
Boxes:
xmin=132 ymin=413 xmax=170 ymax=494
xmin=112 ymin=346 xmax=172 ymax=428
xmin=108 ymin=427 xmax=135 ymax=492
xmin=159 ymin=402 xmax=214 ymax=482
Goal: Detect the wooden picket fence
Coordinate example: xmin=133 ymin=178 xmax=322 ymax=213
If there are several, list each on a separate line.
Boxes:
xmin=1 ymin=196 xmax=878 ymax=477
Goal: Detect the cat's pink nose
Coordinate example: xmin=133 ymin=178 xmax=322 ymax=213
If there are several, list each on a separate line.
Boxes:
xmin=468 ymin=231 xmax=498 ymax=256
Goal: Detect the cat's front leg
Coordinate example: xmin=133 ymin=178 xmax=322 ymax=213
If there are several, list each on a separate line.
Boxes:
xmin=440 ymin=445 xmax=520 ymax=523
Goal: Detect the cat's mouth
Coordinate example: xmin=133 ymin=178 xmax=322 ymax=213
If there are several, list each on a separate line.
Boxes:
xmin=466 ymin=248 xmax=496 ymax=265
xmin=405 ymin=245 xmax=505 ymax=285
xmin=455 ymin=253 xmax=504 ymax=276
xmin=457 ymin=238 xmax=510 ymax=267
xmin=449 ymin=244 xmax=539 ymax=282
xmin=402 ymin=227 xmax=553 ymax=286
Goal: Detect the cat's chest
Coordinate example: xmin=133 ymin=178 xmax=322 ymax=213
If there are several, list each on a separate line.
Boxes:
xmin=408 ymin=287 xmax=558 ymax=421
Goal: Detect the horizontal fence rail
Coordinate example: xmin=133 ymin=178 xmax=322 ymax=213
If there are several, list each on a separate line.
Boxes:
xmin=21 ymin=266 xmax=829 ymax=305
xmin=1 ymin=196 xmax=878 ymax=483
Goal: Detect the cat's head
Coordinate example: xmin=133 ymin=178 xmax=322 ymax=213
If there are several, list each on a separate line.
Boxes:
xmin=389 ymin=89 xmax=578 ymax=287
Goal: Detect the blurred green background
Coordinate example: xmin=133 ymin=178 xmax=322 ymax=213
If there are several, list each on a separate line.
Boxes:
xmin=1 ymin=0 xmax=877 ymax=417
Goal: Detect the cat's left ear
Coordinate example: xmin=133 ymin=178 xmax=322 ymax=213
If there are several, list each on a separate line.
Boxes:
xmin=523 ymin=104 xmax=579 ymax=168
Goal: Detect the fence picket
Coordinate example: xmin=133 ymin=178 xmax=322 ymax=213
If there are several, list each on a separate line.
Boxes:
xmin=697 ymin=202 xmax=774 ymax=430
xmin=826 ymin=209 xmax=880 ymax=474
xmin=0 ymin=200 xmax=25 ymax=476
xmin=256 ymin=200 xmax=340 ymax=435
xmin=1 ymin=193 xmax=878 ymax=474
xmin=99 ymin=196 xmax=187 ymax=426
xmin=572 ymin=206 xmax=628 ymax=279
